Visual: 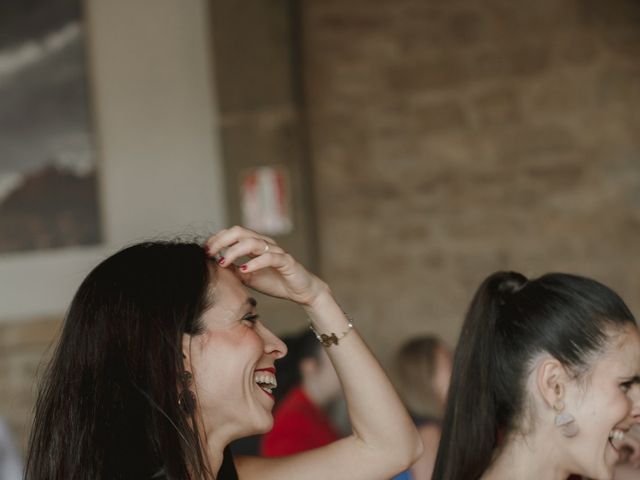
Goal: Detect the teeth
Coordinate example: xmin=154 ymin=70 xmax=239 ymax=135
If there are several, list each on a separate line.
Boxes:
xmin=254 ymin=372 xmax=277 ymax=391
xmin=609 ymin=429 xmax=625 ymax=441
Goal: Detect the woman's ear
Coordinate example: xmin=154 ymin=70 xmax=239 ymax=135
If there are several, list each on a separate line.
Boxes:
xmin=182 ymin=334 xmax=193 ymax=372
xmin=535 ymin=356 xmax=567 ymax=409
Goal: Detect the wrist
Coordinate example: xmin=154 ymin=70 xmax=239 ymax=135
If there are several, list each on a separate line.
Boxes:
xmin=301 ymin=280 xmax=332 ymax=310
xmin=309 ymin=316 xmax=354 ymax=347
xmin=303 ymin=286 xmax=351 ymax=333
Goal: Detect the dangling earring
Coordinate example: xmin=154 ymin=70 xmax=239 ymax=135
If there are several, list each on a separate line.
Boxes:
xmin=553 ymin=399 xmax=579 ymax=437
xmin=178 ymin=370 xmax=196 ymax=414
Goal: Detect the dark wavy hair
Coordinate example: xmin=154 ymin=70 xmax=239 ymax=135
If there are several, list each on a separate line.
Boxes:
xmin=25 ymin=241 xmax=228 ymax=479
xmin=432 ymin=271 xmax=637 ymax=480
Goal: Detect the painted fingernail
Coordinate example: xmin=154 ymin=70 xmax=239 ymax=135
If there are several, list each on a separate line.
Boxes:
xmin=240 ymin=264 xmax=248 ymax=271
xmin=218 ymin=257 xmax=226 ymax=265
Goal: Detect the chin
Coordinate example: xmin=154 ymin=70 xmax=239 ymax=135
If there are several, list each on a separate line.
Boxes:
xmin=254 ymin=424 xmax=273 ymax=435
xmin=250 ymin=412 xmax=274 ymax=435
xmin=589 ymin=462 xmax=615 ymax=480
xmin=597 ymin=470 xmax=614 ymax=480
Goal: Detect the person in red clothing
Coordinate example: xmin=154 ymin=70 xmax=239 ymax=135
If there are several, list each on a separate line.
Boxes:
xmin=261 ymin=331 xmax=343 ymax=456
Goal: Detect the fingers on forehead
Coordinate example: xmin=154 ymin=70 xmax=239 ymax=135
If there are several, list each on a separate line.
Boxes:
xmin=239 ymin=252 xmax=288 ymax=273
xmin=206 ymin=227 xmax=257 ymax=253
xmin=223 ymin=238 xmax=268 ymax=261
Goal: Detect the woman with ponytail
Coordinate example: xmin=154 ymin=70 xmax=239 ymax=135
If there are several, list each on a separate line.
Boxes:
xmin=433 ymin=271 xmax=640 ymax=480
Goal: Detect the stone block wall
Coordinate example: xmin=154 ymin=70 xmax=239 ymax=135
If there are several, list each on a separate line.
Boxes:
xmin=302 ymin=0 xmax=640 ymax=363
xmin=209 ymin=0 xmax=318 ymax=334
xmin=0 ymin=317 xmax=61 ymax=453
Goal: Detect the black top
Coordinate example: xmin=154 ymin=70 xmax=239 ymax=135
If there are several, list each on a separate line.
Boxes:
xmin=218 ymin=448 xmax=239 ymax=480
xmin=151 ymin=447 xmax=238 ymax=480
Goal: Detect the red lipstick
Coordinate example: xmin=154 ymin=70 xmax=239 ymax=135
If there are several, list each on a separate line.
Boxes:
xmin=255 ymin=367 xmax=276 ymax=374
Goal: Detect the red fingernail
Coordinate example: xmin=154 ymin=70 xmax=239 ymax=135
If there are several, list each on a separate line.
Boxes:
xmin=218 ymin=257 xmax=226 ymax=265
xmin=240 ymin=265 xmax=248 ymax=271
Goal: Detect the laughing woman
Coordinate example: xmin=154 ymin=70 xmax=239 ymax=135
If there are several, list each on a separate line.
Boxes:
xmin=25 ymin=226 xmax=422 ymax=480
xmin=432 ymin=271 xmax=640 ymax=480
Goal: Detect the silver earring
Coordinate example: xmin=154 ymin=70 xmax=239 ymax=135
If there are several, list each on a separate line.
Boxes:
xmin=553 ymin=399 xmax=578 ymax=437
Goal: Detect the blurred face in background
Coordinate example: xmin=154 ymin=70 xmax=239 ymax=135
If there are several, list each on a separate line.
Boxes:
xmin=394 ymin=336 xmax=453 ymax=419
xmin=301 ymin=347 xmax=341 ymax=407
xmin=433 ymin=345 xmax=453 ymax=407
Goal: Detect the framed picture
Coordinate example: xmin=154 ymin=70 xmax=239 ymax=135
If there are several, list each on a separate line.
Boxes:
xmin=0 ymin=0 xmax=229 ymax=322
xmin=0 ymin=0 xmax=105 ymax=320
xmin=0 ymin=0 xmax=102 ymax=255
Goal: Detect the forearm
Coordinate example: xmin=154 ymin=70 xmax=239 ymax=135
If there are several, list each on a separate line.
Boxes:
xmin=238 ymin=292 xmax=422 ymax=480
xmin=303 ymin=290 xmax=423 ymax=468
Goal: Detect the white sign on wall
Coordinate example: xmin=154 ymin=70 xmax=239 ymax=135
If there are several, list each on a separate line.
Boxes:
xmin=240 ymin=166 xmax=293 ymax=236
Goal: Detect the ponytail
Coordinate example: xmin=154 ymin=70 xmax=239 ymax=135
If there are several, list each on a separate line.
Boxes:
xmin=432 ymin=271 xmax=526 ymax=480
xmin=432 ymin=271 xmax=634 ymax=480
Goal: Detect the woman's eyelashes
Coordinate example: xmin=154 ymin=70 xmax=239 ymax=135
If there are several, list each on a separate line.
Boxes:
xmin=242 ymin=313 xmax=260 ymax=327
xmin=620 ymin=375 xmax=640 ymax=393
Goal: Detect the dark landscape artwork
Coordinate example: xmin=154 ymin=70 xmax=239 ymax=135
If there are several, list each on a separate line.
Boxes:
xmin=0 ymin=0 xmax=102 ymax=254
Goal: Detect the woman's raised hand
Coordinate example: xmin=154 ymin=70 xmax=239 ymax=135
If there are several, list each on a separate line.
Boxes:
xmin=205 ymin=226 xmax=328 ymax=306
xmin=208 ymin=227 xmax=423 ymax=480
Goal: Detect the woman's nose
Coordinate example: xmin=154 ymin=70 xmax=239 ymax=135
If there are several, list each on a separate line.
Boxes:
xmin=262 ymin=326 xmax=287 ymax=359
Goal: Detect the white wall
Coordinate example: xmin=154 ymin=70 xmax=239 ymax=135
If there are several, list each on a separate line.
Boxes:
xmin=0 ymin=0 xmax=226 ymax=321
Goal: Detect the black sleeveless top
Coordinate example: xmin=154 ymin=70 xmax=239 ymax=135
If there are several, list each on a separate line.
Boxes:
xmin=151 ymin=447 xmax=238 ymax=480
xmin=217 ymin=448 xmax=239 ymax=480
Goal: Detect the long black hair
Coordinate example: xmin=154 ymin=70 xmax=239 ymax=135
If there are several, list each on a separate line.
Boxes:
xmin=25 ymin=241 xmax=230 ymax=479
xmin=432 ymin=271 xmax=637 ymax=480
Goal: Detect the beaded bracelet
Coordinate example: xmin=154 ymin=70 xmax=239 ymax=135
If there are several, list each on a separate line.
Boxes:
xmin=309 ymin=318 xmax=354 ymax=347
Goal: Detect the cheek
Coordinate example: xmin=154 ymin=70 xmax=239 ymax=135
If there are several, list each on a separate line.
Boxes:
xmin=630 ymin=387 xmax=640 ymax=410
xmin=245 ymin=328 xmax=267 ymax=357
xmin=209 ymin=327 xmax=263 ymax=356
xmin=582 ymin=387 xmax=631 ymax=430
xmin=612 ymin=391 xmax=633 ymax=420
xmin=600 ymin=384 xmax=632 ymax=417
xmin=192 ymin=330 xmax=263 ymax=389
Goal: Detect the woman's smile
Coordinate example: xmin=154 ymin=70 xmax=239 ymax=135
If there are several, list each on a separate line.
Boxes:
xmin=254 ymin=367 xmax=278 ymax=399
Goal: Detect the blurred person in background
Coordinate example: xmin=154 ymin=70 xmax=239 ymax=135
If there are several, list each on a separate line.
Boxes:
xmin=25 ymin=226 xmax=421 ymax=480
xmin=0 ymin=417 xmax=22 ymax=480
xmin=260 ymin=330 xmax=343 ymax=457
xmin=432 ymin=271 xmax=640 ymax=480
xmin=393 ymin=336 xmax=452 ymax=479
